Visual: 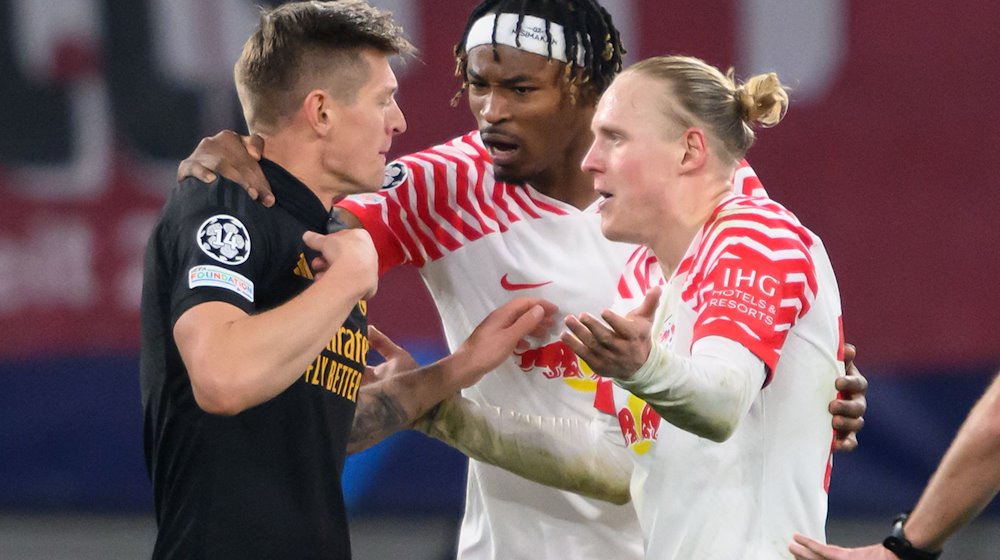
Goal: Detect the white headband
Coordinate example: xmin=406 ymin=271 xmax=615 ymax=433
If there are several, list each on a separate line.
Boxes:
xmin=464 ymin=13 xmax=585 ymax=65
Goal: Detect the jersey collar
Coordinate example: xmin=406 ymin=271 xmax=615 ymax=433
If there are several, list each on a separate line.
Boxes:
xmin=259 ymin=158 xmax=330 ymax=233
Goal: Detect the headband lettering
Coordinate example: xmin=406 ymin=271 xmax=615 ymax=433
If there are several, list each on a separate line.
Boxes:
xmin=465 ymin=13 xmax=585 ymax=65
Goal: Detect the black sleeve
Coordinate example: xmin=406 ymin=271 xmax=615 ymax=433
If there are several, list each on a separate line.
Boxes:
xmin=164 ymin=176 xmax=271 ymax=326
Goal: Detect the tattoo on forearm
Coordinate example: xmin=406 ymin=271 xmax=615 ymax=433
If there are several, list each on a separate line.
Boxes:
xmin=349 ymin=390 xmax=408 ymax=453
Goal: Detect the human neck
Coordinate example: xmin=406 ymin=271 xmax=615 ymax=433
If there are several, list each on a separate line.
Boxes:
xmin=529 ymin=161 xmax=598 ymax=210
xmin=260 ymin=130 xmax=337 ymax=211
xmin=526 ymin=114 xmax=598 ymax=210
xmin=650 ymin=176 xmax=732 ymax=276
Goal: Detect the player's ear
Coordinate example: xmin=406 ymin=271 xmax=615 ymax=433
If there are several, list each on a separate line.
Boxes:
xmin=303 ymin=89 xmax=337 ymax=135
xmin=679 ymin=127 xmax=708 ymax=172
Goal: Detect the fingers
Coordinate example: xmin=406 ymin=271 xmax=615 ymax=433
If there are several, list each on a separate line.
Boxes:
xmin=310 ymin=256 xmax=331 ymax=276
xmin=843 ymin=342 xmax=857 ymax=366
xmin=561 ymin=312 xmax=629 ymax=377
xmin=507 ymin=305 xmax=546 ymax=340
xmin=465 ymin=298 xmax=548 ymax=355
xmin=177 ymin=161 xmax=217 ymax=184
xmin=360 ymin=365 xmax=380 ymax=387
xmin=628 ymin=285 xmax=662 ymax=321
xmin=521 ymin=298 xmax=558 ymax=337
xmin=564 ymin=314 xmax=600 ymax=350
xmin=493 ymin=297 xmax=555 ymax=328
xmin=368 ymin=325 xmax=419 ymax=373
xmin=535 ymin=299 xmax=559 ymax=316
xmin=244 ymin=133 xmax=265 ymax=161
xmin=834 ymin=341 xmax=867 ymax=453
xmin=838 ymin=372 xmax=868 ymax=414
xmin=836 ymin=371 xmax=868 ymax=396
xmin=788 ymin=536 xmax=820 ymax=560
xmin=832 ymin=368 xmax=867 ymax=453
xmin=524 ymin=315 xmax=557 ymax=339
xmin=828 ymin=399 xmax=865 ymax=424
xmin=788 ymin=533 xmax=826 ymax=560
xmin=560 ymin=315 xmax=604 ymax=374
xmin=242 ymin=165 xmax=272 ymax=207
xmin=368 ymin=325 xmax=403 ymax=359
xmin=830 ymin=416 xmax=865 ymax=440
xmin=213 ymin=130 xmax=271 ymax=206
xmin=182 ymin=130 xmax=275 ymax=207
xmin=830 ymin=387 xmax=865 ymax=453
xmin=788 ymin=533 xmax=866 ymax=560
xmin=302 ymin=231 xmax=324 ymax=251
xmin=832 ymin=433 xmax=859 ymax=453
xmin=602 ymin=308 xmax=642 ymax=337
xmin=559 ymin=329 xmax=590 ymax=363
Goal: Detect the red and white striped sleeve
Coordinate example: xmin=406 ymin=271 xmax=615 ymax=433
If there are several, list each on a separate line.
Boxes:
xmin=334 ymin=133 xmax=486 ymax=274
xmin=336 ymin=132 xmax=568 ymax=275
xmin=683 ymin=197 xmax=817 ymax=379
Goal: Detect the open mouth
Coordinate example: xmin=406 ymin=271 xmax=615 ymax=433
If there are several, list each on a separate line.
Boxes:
xmin=596 ymin=190 xmax=613 ymax=211
xmin=482 ymin=132 xmax=521 ymax=164
xmin=485 ymin=139 xmax=518 ymax=152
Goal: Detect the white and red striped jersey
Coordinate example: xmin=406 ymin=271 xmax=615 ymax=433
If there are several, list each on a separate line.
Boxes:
xmin=338 ymin=132 xmax=772 ymax=559
xmin=338 ymin=131 xmax=643 ymax=560
xmin=600 ymin=193 xmax=844 ymax=559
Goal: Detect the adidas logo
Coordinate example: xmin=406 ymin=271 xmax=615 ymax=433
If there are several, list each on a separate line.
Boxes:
xmin=292 ymin=253 xmax=314 ymax=280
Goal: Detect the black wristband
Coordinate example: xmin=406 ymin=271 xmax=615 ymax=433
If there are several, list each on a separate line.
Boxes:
xmin=882 ymin=513 xmax=942 ymax=560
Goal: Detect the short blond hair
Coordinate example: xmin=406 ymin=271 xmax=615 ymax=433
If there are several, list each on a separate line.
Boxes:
xmin=234 ymin=0 xmax=414 ymax=131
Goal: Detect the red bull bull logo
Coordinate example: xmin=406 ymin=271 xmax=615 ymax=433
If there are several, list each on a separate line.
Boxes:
xmin=641 ymin=404 xmax=661 ymax=440
xmin=515 ymin=341 xmax=583 ymax=379
xmin=594 ymin=378 xmax=662 ymax=454
xmin=618 ymin=408 xmax=639 ymax=445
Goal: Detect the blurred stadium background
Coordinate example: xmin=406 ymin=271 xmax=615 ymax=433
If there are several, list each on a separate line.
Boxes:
xmin=1 ymin=0 xmax=998 ymax=558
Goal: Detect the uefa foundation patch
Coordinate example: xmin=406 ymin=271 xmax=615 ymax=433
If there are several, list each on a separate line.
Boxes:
xmin=188 ymin=265 xmax=255 ymax=302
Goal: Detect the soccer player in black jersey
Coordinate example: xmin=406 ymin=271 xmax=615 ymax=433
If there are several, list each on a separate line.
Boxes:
xmin=140 ymin=2 xmax=551 ymax=559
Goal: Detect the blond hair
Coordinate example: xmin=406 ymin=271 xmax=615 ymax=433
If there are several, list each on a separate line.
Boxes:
xmin=624 ymin=55 xmax=788 ymax=163
xmin=234 ymin=0 xmax=414 ymax=131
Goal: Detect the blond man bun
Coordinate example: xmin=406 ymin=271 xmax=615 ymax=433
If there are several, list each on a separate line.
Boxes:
xmin=734 ymin=72 xmax=788 ymax=128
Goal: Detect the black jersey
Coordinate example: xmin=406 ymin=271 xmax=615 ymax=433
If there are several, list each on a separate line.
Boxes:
xmin=140 ymin=159 xmax=367 ymax=559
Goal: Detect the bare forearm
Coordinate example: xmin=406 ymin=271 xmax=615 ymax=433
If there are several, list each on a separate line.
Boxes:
xmin=348 ymin=354 xmax=468 ymax=453
xmin=904 ymin=373 xmax=1000 ymax=551
xmin=230 ymin=275 xmax=363 ymax=377
xmin=178 ymin=271 xmax=367 ymax=414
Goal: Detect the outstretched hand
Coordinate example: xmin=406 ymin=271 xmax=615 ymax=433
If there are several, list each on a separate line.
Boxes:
xmin=830 ymin=343 xmax=868 ymax=452
xmin=788 ymin=533 xmax=894 ymax=560
xmin=362 ymin=325 xmax=420 ymax=387
xmin=177 ymin=130 xmax=274 ymax=206
xmin=561 ymin=286 xmax=661 ymax=379
xmin=451 ymin=298 xmax=559 ymax=389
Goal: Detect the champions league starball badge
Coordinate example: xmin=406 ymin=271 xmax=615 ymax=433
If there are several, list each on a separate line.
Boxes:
xmin=197 ymin=214 xmax=251 ymax=265
xmin=382 ymin=161 xmax=407 ymax=189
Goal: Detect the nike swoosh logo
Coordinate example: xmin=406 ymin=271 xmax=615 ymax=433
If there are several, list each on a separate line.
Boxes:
xmin=500 ymin=273 xmax=553 ymax=291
